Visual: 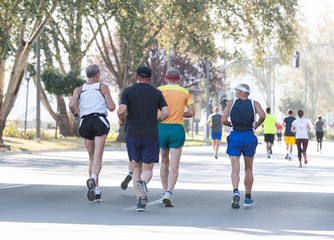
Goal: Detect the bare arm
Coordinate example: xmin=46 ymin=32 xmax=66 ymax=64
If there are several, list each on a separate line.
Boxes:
xmin=183 ymin=103 xmax=195 ymax=118
xmin=69 ymin=87 xmax=80 ymax=116
xmin=221 ymin=100 xmax=233 ymax=127
xmin=101 ymin=83 xmax=116 ymax=111
xmin=117 ymin=104 xmax=127 ymax=126
xmin=291 ymin=125 xmax=296 ymax=133
xmin=253 ymin=101 xmax=266 ymax=130
xmin=157 ymin=106 xmax=170 ymax=123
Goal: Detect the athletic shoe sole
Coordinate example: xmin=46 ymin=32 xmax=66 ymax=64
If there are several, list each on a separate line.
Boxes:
xmin=121 ymin=175 xmax=132 ymax=190
xmin=137 ymin=181 xmax=148 ymax=206
xmin=86 ymin=178 xmax=96 ymax=201
xmin=163 ymin=198 xmax=174 ymax=207
xmin=231 ymin=194 xmax=240 ymax=209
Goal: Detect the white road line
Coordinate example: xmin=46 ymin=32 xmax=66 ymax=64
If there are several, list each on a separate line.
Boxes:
xmin=122 ymin=199 xmax=162 ymax=211
xmin=0 ymin=184 xmax=28 ymax=190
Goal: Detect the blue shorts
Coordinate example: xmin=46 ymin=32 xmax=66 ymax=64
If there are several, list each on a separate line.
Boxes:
xmin=158 ymin=124 xmax=185 ymax=150
xmin=125 ymin=138 xmax=160 ymax=164
xmin=211 ymin=132 xmax=222 ymax=140
xmin=226 ymin=131 xmax=258 ymax=157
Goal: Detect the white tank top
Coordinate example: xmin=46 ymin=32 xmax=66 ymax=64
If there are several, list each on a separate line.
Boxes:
xmin=79 ymin=82 xmax=108 ymax=117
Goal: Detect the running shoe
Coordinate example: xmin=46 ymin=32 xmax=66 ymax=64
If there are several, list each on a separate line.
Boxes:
xmin=136 ymin=200 xmax=146 ymax=212
xmin=231 ymin=191 xmax=240 ymax=209
xmin=160 ymin=192 xmax=165 ymax=204
xmin=94 ymin=193 xmax=101 ymax=202
xmin=288 ymin=156 xmax=292 ymax=161
xmin=121 ymin=174 xmax=133 ymax=190
xmin=244 ymin=198 xmax=254 ymax=208
xmin=267 ymin=155 xmax=271 ymax=158
xmin=163 ymin=191 xmax=174 ymax=207
xmin=86 ymin=178 xmax=96 ymax=201
xmin=299 ymin=162 xmax=302 ymax=168
xmin=136 ymin=180 xmax=148 ymax=206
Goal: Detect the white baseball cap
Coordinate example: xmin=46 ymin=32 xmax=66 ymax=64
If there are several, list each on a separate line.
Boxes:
xmin=233 ymin=84 xmax=250 ymax=93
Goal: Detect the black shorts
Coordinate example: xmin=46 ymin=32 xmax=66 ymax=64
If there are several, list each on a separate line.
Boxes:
xmin=264 ymin=134 xmax=275 ymax=143
xmin=79 ymin=114 xmax=110 ymax=140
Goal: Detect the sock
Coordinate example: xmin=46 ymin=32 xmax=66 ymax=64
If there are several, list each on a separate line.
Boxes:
xmin=95 ymin=186 xmax=100 ymax=194
xmin=166 ymin=190 xmax=173 ymax=196
xmin=245 ymin=193 xmax=251 ymax=199
xmin=91 ymin=174 xmax=97 ymax=183
xmin=215 ymin=152 xmax=218 ymax=156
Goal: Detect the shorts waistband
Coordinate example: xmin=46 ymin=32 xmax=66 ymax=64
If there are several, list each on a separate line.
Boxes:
xmin=82 ymin=113 xmax=106 ymax=119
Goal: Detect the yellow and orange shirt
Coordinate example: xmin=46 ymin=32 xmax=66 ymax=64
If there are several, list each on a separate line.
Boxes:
xmin=157 ymin=85 xmax=194 ymax=125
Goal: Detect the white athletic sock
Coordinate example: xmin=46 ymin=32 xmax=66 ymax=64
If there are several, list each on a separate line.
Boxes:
xmin=95 ymin=186 xmax=100 ymax=194
xmin=91 ymin=174 xmax=97 ymax=182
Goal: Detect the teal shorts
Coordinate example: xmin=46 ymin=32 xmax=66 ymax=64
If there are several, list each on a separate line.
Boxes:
xmin=158 ymin=124 xmax=185 ymax=150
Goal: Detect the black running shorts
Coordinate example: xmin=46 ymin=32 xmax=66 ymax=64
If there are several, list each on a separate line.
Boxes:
xmin=264 ymin=134 xmax=275 ymax=143
xmin=79 ymin=115 xmax=110 ymax=140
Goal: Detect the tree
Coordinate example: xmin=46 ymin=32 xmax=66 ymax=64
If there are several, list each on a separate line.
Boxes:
xmin=32 ymin=0 xmax=101 ymax=136
xmin=92 ymin=0 xmax=299 ymax=140
xmin=0 ymin=0 xmax=57 ymax=143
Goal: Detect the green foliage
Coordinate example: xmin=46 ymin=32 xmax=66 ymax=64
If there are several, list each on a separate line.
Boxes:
xmin=41 ymin=67 xmax=85 ymax=96
xmin=278 ymin=97 xmax=304 ymax=115
xmin=4 ymin=121 xmax=35 ymax=140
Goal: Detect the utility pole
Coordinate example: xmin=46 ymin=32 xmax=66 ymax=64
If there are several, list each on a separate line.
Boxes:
xmin=36 ymin=37 xmax=41 ymax=142
xmin=205 ymin=59 xmax=210 ymax=143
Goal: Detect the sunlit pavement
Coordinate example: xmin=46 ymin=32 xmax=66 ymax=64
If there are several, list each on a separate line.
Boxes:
xmin=0 ymin=140 xmax=333 ymax=239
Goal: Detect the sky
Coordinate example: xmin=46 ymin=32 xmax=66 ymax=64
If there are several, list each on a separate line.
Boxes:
xmin=7 ymin=0 xmax=334 ymax=126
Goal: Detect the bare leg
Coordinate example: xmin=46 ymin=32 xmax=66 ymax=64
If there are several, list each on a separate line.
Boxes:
xmin=166 ymin=148 xmax=182 ymax=192
xmin=244 ymin=156 xmax=254 ymax=194
xmin=84 ymin=139 xmax=95 ymax=182
xmin=91 ymin=135 xmax=107 ymax=186
xmin=230 ymin=156 xmax=240 ymax=190
xmin=160 ymin=148 xmax=170 ymax=192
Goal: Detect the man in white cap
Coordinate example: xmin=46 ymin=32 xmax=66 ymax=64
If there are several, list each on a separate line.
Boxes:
xmin=221 ymin=83 xmax=266 ymax=208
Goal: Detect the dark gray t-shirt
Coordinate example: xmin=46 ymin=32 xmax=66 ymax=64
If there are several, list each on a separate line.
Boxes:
xmin=315 ymin=120 xmax=324 ymax=132
xmin=208 ymin=113 xmax=223 ymax=132
xmin=120 ymin=83 xmax=167 ymax=139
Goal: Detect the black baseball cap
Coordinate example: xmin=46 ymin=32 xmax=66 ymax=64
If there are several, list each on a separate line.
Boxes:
xmin=136 ymin=66 xmax=151 ymax=78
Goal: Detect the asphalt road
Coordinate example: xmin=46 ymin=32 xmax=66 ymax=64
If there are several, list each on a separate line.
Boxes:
xmin=0 ymin=140 xmax=333 ymax=239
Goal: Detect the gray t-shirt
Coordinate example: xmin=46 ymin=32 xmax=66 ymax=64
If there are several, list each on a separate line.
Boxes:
xmin=315 ymin=120 xmax=324 ymax=132
xmin=208 ymin=113 xmax=223 ymax=132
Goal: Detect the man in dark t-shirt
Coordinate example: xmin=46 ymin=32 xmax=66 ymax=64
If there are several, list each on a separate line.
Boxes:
xmin=283 ymin=109 xmax=296 ymax=160
xmin=118 ymin=66 xmax=170 ymax=212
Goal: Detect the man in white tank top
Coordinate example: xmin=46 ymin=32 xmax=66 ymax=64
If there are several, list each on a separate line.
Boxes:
xmin=69 ymin=64 xmax=116 ymax=202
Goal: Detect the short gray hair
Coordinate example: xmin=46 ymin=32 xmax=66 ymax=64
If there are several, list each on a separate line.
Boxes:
xmin=86 ymin=64 xmax=100 ymax=78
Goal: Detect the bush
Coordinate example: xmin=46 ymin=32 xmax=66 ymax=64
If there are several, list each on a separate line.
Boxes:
xmin=3 ymin=121 xmax=52 ymax=140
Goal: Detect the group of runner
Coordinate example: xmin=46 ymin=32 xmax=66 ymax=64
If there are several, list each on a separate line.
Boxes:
xmin=68 ymin=63 xmax=327 ymax=212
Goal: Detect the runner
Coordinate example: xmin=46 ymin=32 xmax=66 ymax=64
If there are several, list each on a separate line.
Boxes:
xmin=276 ymin=122 xmax=283 ymax=144
xmin=207 ymin=107 xmax=223 ymax=159
xmin=117 ymin=66 xmax=170 ymax=212
xmin=69 ymin=64 xmax=116 ymax=202
xmin=314 ymin=115 xmax=325 ymax=154
xmin=158 ymin=68 xmax=195 ymax=207
xmin=262 ymin=107 xmax=277 ymax=158
xmin=291 ymin=110 xmax=311 ymax=168
xmin=221 ymin=83 xmax=266 ymax=209
xmin=283 ymin=109 xmax=296 ymax=161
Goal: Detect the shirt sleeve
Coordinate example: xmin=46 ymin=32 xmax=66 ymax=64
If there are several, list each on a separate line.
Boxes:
xmin=158 ymin=91 xmax=168 ymax=110
xmin=120 ymin=88 xmax=128 ymax=105
xmin=186 ymin=91 xmax=194 ymax=106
